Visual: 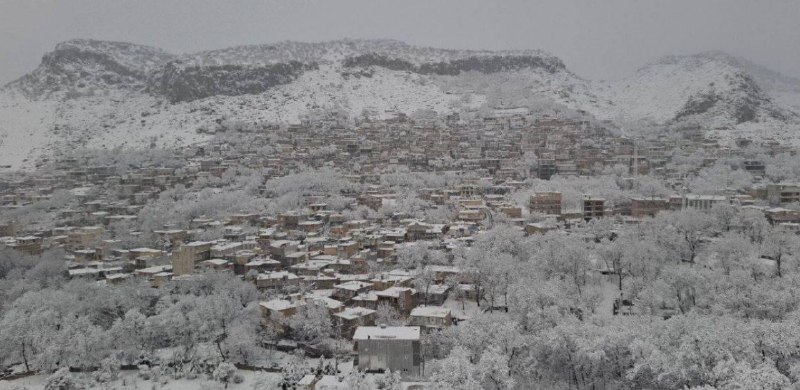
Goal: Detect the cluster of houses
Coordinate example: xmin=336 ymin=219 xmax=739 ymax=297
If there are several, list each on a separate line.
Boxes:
xmin=1 ymin=109 xmax=800 ymax=386
xmin=527 ymin=186 xmax=800 ymax=230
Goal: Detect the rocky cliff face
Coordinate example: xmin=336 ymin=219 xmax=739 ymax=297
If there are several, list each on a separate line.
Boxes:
xmin=342 ymin=53 xmax=566 ymax=75
xmin=674 ymin=71 xmax=786 ymax=124
xmin=586 ymin=52 xmax=798 ymax=127
xmin=148 ymin=61 xmax=317 ymax=102
xmin=7 ymin=39 xmax=175 ymax=97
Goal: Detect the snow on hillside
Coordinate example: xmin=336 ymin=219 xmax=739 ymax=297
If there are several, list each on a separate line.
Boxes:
xmin=0 ymin=63 xmax=486 ymax=169
xmin=774 ymin=91 xmax=800 ymax=113
xmin=180 ymin=39 xmax=558 ymax=67
xmin=2 ymin=39 xmax=800 ymax=170
xmin=55 ymin=92 xmax=211 ymax=151
xmin=0 ymin=91 xmax=57 ymax=169
xmin=252 ymin=64 xmax=486 ymax=122
xmin=696 ymin=51 xmax=800 ymax=95
xmin=591 ymin=54 xmax=765 ymax=124
xmin=553 ymin=52 xmax=800 ymax=147
xmin=729 ymin=51 xmax=800 ymax=114
xmin=120 ymin=64 xmax=484 ymax=128
xmin=54 ymin=38 xmax=176 ymax=74
xmin=0 ymin=90 xmax=211 ymax=170
xmin=7 ymin=39 xmax=175 ymax=100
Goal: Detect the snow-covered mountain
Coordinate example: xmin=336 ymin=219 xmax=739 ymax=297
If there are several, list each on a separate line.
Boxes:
xmin=1 ymin=39 xmax=798 ymax=170
xmin=589 ymin=52 xmax=797 ymax=126
xmin=8 ymin=39 xmax=175 ymax=98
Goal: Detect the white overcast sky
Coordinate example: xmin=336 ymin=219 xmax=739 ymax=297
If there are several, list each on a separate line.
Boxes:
xmin=1 ymin=0 xmax=799 ymax=84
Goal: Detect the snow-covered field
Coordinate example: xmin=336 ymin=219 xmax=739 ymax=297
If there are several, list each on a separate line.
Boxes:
xmin=0 ymin=370 xmax=281 ymax=390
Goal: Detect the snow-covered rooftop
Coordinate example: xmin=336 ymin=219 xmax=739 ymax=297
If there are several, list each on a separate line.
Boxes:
xmin=410 ymin=306 xmax=451 ymax=318
xmin=353 ymin=326 xmax=420 ymax=340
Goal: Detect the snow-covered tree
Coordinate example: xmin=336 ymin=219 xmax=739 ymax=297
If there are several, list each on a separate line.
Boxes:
xmin=287 ymin=303 xmax=332 ymax=344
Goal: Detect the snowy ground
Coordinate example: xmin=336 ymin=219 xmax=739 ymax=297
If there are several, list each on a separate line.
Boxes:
xmin=0 ymin=370 xmax=281 ymax=390
xmin=0 ymin=348 xmax=355 ymax=390
xmin=0 ymin=92 xmax=57 ymax=170
xmin=0 ymin=90 xmax=212 ymax=171
xmin=0 ymin=357 xmax=357 ymax=390
xmin=596 ymin=275 xmax=622 ymax=319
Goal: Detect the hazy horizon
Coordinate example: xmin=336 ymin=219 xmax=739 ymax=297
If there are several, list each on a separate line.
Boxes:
xmin=1 ymin=0 xmax=799 ymax=85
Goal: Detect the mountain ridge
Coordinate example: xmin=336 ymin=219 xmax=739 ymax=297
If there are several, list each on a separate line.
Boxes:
xmin=1 ymin=39 xmax=798 ymax=170
xmin=4 ymin=38 xmax=571 ymax=102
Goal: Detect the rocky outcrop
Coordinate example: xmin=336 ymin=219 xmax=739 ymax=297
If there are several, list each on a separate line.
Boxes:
xmin=343 ymin=53 xmax=566 ymax=75
xmin=148 ymin=61 xmax=316 ymax=102
xmin=6 ymin=39 xmax=174 ymax=98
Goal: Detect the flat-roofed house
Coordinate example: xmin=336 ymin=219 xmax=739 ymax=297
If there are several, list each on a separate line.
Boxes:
xmin=352 ymin=291 xmax=379 ymax=310
xmin=766 ymin=208 xmax=800 ymax=225
xmin=256 ymin=271 xmax=302 ymax=290
xmin=244 ymin=257 xmax=282 ymax=273
xmin=9 ymin=235 xmax=43 ymax=255
xmin=259 ymin=298 xmax=304 ymax=332
xmin=129 ymin=247 xmax=165 ymax=269
xmin=408 ymin=306 xmax=453 ymax=331
xmin=333 ymin=307 xmax=376 ymax=338
xmin=66 ymin=226 xmax=104 ymax=251
xmin=376 ymin=286 xmax=416 ymax=315
xmin=417 ymin=284 xmax=450 ymax=306
xmin=334 ymin=281 xmax=373 ymax=302
xmin=198 ymin=258 xmax=231 ymax=271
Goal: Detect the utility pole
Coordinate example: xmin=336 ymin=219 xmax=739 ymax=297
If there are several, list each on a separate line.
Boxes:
xmin=633 ymin=139 xmax=639 ymax=178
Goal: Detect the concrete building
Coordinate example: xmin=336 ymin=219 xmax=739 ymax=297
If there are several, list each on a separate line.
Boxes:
xmin=668 ymin=194 xmax=727 ymax=210
xmin=765 ymin=208 xmax=800 ymax=225
xmin=582 ymin=195 xmax=606 ymax=221
xmin=8 ymin=236 xmax=43 ymax=255
xmin=376 ymin=286 xmax=417 ymax=315
xmin=353 ymin=325 xmax=421 ymax=376
xmin=767 ymin=183 xmax=800 ymax=205
xmin=172 ymin=241 xmax=212 ymax=276
xmin=537 ymin=160 xmax=558 ymax=180
xmin=529 ymin=192 xmax=562 ymax=215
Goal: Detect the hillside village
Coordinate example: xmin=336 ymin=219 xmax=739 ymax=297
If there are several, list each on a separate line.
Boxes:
xmin=2 ymin=103 xmax=800 ymax=389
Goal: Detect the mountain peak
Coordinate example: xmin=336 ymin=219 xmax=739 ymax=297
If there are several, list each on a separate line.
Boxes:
xmin=4 ymin=39 xmax=176 ymax=98
xmin=643 ymin=51 xmax=800 ymax=93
